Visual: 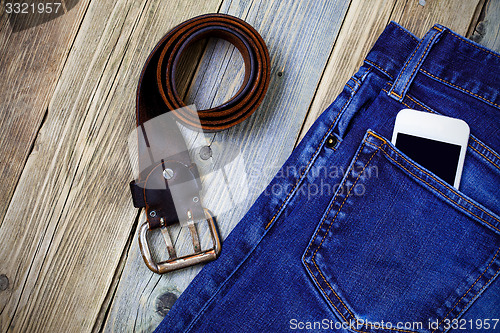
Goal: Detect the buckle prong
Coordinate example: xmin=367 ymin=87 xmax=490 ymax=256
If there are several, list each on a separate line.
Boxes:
xmin=187 ymin=210 xmax=201 ymax=253
xmin=160 ymin=225 xmax=177 ymax=258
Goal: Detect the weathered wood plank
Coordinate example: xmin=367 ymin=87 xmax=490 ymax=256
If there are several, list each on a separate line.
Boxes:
xmin=297 ymin=0 xmax=398 ymax=143
xmin=392 ymin=0 xmax=484 ymax=38
xmin=0 ymin=0 xmax=91 ymax=228
xmin=102 ymin=0 xmax=352 ymax=331
xmin=0 ymin=0 xmax=225 ymax=332
xmin=1 ymin=0 xmax=227 ymax=329
xmin=298 ymin=0 xmax=484 ymax=141
xmin=470 ymin=0 xmax=500 ymax=52
xmin=0 ymin=0 xmax=94 ymax=331
xmin=0 ymin=0 xmax=147 ymax=331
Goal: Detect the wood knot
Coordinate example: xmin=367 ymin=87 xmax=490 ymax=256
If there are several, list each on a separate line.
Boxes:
xmin=0 ymin=274 xmax=9 ymax=291
xmin=470 ymin=21 xmax=488 ymax=43
xmin=156 ymin=292 xmax=178 ymax=316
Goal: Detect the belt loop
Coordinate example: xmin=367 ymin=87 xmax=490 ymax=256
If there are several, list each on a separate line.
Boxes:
xmin=389 ymin=24 xmax=445 ymax=102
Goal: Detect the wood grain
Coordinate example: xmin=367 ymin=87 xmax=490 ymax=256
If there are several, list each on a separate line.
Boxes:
xmin=1 ymin=0 xmax=498 ymax=332
xmin=470 ymin=0 xmax=500 ymax=52
xmin=0 ymin=0 xmax=93 ymax=331
xmin=297 ymin=0 xmax=484 ymax=141
xmin=0 ymin=0 xmax=90 ymax=229
xmin=297 ymin=0 xmax=398 ymax=143
xmin=0 ymin=0 xmax=222 ymax=332
xmin=392 ymin=0 xmax=484 ymax=38
xmin=0 ymin=0 xmax=144 ymax=331
xmin=102 ymin=0 xmax=352 ymax=331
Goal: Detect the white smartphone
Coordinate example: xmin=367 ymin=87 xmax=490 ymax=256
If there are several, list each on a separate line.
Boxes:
xmin=391 ymin=109 xmax=470 ymax=189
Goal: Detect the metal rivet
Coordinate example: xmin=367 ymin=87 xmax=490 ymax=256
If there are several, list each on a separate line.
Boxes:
xmin=199 ymin=146 xmax=212 ymax=160
xmin=149 ymin=210 xmax=157 ymax=218
xmin=163 ymin=168 xmax=174 ymax=180
xmin=192 ymin=196 xmax=199 ymax=203
xmin=156 ymin=292 xmax=178 ymax=316
xmin=0 ymin=274 xmax=9 ymax=291
xmin=277 ymin=71 xmax=283 ymax=77
xmin=325 ymin=135 xmax=338 ymax=149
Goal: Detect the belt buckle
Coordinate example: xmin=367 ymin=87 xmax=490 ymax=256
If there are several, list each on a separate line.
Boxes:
xmin=138 ymin=208 xmax=221 ymax=274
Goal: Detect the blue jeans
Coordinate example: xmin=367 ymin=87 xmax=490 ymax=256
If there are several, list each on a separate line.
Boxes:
xmin=155 ymin=22 xmax=500 ymax=333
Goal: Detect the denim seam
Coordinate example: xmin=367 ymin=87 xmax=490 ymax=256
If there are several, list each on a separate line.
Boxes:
xmin=380 ymin=146 xmax=500 ymax=231
xmin=364 ymin=59 xmax=394 ymax=80
xmin=404 ymin=93 xmax=500 ymax=171
xmin=264 ymin=75 xmax=362 ymax=230
xmin=306 ymin=144 xmax=421 ymax=333
xmin=389 ymin=22 xmax=419 ymax=43
xmin=184 ymin=119 xmax=358 ymax=331
xmin=456 ymin=264 xmax=500 ymax=323
xmin=431 ymin=247 xmax=500 ymax=333
xmin=351 ymin=76 xmax=361 ymax=85
xmin=469 ymin=145 xmax=500 ymax=171
xmin=467 ymin=138 xmax=500 ymax=165
xmin=302 ymin=140 xmax=370 ymax=320
xmin=382 ymin=88 xmax=500 ymax=172
xmin=303 ymin=139 xmax=368 ymax=259
xmin=302 ymin=261 xmax=357 ymax=331
xmin=419 ymin=69 xmax=500 ymax=110
xmin=311 ymin=147 xmax=387 ymax=330
xmin=311 ymin=141 xmax=378 ymax=260
xmin=448 ymin=30 xmax=500 ymax=59
xmin=384 ymin=151 xmax=500 ymax=231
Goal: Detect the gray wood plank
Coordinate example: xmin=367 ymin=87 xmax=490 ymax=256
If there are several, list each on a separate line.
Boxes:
xmin=102 ymin=0 xmax=352 ymax=331
xmin=0 ymin=0 xmax=91 ymax=228
xmin=0 ymin=1 xmax=94 ymax=331
xmin=470 ymin=0 xmax=500 ymax=52
xmin=298 ymin=0 xmax=484 ymax=141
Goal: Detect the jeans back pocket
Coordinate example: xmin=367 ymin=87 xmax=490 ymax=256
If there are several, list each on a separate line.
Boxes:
xmin=303 ymin=130 xmax=500 ymax=333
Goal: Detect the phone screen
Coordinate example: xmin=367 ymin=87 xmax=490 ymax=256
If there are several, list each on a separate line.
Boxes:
xmin=395 ymin=133 xmax=461 ymax=186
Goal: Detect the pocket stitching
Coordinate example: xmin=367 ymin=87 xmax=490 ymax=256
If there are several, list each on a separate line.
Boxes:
xmin=303 ymin=141 xmax=417 ymax=333
xmin=372 ymin=137 xmax=500 ymax=232
xmin=304 ymin=132 xmax=500 ymax=333
xmin=469 ymin=142 xmax=500 ymax=171
xmin=431 ymin=247 xmax=500 ymax=333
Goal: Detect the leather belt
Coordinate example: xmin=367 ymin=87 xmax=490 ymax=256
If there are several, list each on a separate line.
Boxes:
xmin=130 ymin=13 xmax=270 ymax=274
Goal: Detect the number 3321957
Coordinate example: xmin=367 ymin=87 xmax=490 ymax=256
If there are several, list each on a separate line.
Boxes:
xmin=5 ymin=2 xmax=62 ymax=14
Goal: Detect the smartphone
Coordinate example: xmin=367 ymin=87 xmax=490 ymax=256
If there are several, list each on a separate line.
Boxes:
xmin=391 ymin=109 xmax=470 ymax=189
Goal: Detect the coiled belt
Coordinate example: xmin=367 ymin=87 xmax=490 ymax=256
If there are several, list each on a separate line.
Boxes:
xmin=130 ymin=14 xmax=270 ymax=273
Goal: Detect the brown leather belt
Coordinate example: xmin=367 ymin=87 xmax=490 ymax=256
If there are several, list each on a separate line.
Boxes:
xmin=130 ymin=13 xmax=270 ymax=274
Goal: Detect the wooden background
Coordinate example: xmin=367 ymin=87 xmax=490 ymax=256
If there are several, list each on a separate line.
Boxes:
xmin=1 ymin=0 xmax=499 ymax=332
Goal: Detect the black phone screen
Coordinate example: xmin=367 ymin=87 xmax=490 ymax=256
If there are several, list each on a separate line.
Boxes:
xmin=395 ymin=133 xmax=461 ymax=186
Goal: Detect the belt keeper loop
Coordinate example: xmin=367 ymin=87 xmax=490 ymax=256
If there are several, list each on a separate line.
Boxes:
xmin=389 ymin=24 xmax=445 ymax=102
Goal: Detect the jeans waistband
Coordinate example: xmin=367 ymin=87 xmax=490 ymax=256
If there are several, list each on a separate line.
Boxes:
xmin=365 ymin=21 xmax=500 ymax=110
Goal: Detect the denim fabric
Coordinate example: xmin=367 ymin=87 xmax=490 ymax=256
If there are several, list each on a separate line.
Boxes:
xmin=155 ymin=22 xmax=500 ymax=333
